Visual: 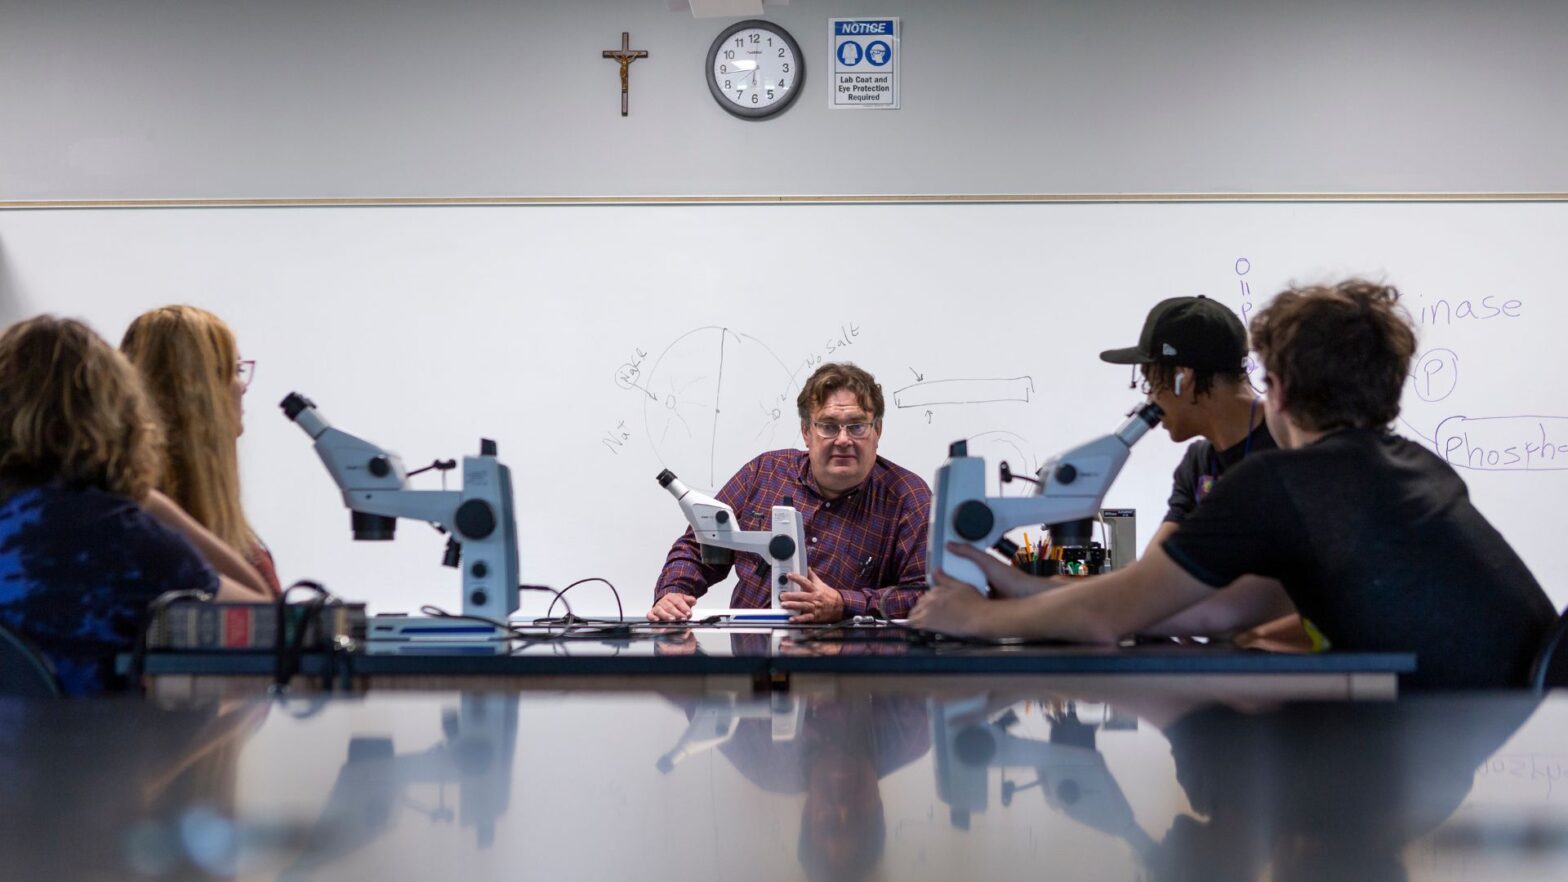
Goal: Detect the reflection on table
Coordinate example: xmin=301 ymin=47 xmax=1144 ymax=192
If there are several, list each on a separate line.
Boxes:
xmin=1 ymin=686 xmax=1564 ymax=881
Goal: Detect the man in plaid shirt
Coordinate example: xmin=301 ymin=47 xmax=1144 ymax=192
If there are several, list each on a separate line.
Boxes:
xmin=649 ymin=363 xmax=932 ymax=623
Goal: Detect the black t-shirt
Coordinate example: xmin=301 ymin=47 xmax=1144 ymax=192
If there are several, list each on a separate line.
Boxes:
xmin=1158 ymin=698 xmax=1538 ymax=879
xmin=1162 ymin=429 xmax=1557 ymax=690
xmin=1164 ymin=418 xmax=1278 ymax=523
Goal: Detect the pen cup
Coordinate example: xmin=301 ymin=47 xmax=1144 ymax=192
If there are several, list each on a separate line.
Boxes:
xmin=1011 ymin=553 xmax=1058 ymax=577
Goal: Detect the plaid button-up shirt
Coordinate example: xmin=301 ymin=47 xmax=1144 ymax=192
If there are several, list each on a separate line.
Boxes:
xmin=654 ymin=449 xmax=932 ymax=617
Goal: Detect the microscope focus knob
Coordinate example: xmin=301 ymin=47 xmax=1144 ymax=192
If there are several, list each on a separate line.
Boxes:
xmin=368 ymin=455 xmax=391 ymax=478
xmin=455 ymin=499 xmax=497 ymax=539
xmin=715 ymin=510 xmax=730 ymax=525
xmin=1054 ymin=462 xmax=1078 ymax=484
xmin=953 ymin=725 xmax=998 ymax=764
xmin=953 ymin=500 xmax=995 ymax=541
xmin=768 ymin=534 xmax=797 ymax=561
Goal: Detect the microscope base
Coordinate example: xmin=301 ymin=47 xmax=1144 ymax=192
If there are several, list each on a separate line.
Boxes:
xmin=366 ymin=614 xmax=509 ymax=643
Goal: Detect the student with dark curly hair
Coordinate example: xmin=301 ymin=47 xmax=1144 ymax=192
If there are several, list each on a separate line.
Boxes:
xmin=912 ymin=280 xmax=1555 ymax=689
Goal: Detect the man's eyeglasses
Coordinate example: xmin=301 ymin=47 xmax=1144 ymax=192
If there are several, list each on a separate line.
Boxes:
xmin=236 ymin=359 xmax=256 ymax=390
xmin=811 ymin=420 xmax=874 ymax=440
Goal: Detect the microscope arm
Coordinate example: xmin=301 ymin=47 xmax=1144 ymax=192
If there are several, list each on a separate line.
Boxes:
xmin=930 ymin=403 xmax=1162 ymax=593
xmin=657 ymin=695 xmax=804 ymax=773
xmin=282 ymin=392 xmax=522 ymax=621
xmin=657 ymin=469 xmax=807 ymax=607
xmin=349 ymin=489 xmax=464 ymax=527
xmin=284 ymin=394 xmax=469 ymax=530
xmin=934 ymin=709 xmax=1151 ymax=849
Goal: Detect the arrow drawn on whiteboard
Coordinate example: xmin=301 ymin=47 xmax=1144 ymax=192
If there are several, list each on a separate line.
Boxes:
xmin=1396 ymin=416 xmax=1437 ymax=452
xmin=909 ymin=367 xmax=924 ymax=382
xmin=892 ymin=376 xmax=1036 ymax=409
xmin=925 ymin=410 xmax=933 ymax=424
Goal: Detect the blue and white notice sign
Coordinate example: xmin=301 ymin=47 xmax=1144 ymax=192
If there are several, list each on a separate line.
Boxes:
xmin=830 ymin=18 xmax=899 ymax=109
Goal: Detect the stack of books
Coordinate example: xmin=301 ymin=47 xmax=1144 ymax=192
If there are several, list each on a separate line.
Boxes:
xmin=145 ymin=601 xmax=368 ymax=649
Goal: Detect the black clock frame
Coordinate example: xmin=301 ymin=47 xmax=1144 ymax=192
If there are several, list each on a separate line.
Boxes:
xmin=705 ymin=19 xmax=806 ymax=120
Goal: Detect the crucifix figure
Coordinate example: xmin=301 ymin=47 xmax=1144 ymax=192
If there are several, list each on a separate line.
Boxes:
xmin=602 ymin=32 xmax=648 ymax=117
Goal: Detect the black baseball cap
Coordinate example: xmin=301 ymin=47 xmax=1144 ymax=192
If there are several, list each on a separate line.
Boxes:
xmin=1099 ymin=295 xmax=1248 ymax=371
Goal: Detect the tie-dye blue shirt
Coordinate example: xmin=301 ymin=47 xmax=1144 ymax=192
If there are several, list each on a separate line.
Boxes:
xmin=0 ymin=483 xmax=217 ymax=695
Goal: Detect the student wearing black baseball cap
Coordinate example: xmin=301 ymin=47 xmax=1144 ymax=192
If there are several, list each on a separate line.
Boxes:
xmin=911 ymin=280 xmax=1556 ymax=690
xmin=1098 ymin=295 xmax=1293 ymax=640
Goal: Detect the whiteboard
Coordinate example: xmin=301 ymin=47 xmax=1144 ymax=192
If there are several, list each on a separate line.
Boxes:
xmin=1 ymin=202 xmax=1564 ymax=617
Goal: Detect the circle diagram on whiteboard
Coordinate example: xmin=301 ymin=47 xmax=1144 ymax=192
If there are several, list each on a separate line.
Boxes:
xmin=643 ymin=327 xmax=800 ymax=490
xmin=706 ymin=20 xmax=805 ymax=120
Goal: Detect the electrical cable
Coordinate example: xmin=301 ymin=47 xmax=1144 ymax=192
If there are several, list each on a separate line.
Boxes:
xmin=273 ymin=580 xmax=336 ymax=692
xmin=543 ymin=577 xmax=625 ymax=621
xmin=131 ymin=588 xmax=216 ymax=688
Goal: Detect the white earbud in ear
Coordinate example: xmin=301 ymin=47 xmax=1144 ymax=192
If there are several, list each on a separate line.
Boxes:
xmin=1174 ymin=373 xmax=1185 ymax=396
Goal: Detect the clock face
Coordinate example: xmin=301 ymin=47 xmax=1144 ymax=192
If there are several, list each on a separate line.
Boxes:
xmin=706 ymin=20 xmax=804 ymax=119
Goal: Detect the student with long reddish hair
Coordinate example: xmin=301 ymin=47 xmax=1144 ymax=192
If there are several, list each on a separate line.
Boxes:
xmin=122 ymin=305 xmax=281 ymax=597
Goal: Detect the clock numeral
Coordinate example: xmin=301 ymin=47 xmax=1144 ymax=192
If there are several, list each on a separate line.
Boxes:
xmin=724 ymin=80 xmax=732 ymax=89
xmin=735 ymin=90 xmax=743 ymax=99
xmin=734 ymin=38 xmax=743 ymax=48
xmin=782 ymin=63 xmax=790 ymax=73
xmin=751 ymin=93 xmax=759 ymax=104
xmin=724 ymin=50 xmax=734 ymax=60
xmin=749 ymin=33 xmax=759 ymax=44
xmin=777 ymin=48 xmax=786 ymax=58
xmin=767 ymin=38 xmax=773 ymax=47
xmin=766 ymin=89 xmax=774 ymax=100
xmin=778 ymin=80 xmax=786 ymax=89
xmin=720 ymin=64 xmax=727 ymax=73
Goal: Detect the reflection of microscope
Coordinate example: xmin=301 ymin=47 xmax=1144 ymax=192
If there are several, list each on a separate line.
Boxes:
xmin=932 ymin=697 xmax=1154 ymax=856
xmin=928 ymin=403 xmax=1162 ymax=593
xmin=282 ymin=393 xmax=520 ymax=636
xmin=284 ymin=694 xmax=518 ymax=878
xmin=656 ymin=691 xmax=804 ymax=773
xmin=657 ymin=469 xmax=806 ymax=615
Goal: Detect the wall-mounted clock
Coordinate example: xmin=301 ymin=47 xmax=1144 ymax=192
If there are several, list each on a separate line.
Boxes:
xmin=706 ymin=19 xmax=805 ymax=120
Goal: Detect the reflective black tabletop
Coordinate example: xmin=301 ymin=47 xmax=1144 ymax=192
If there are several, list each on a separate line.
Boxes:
xmin=136 ymin=623 xmax=1416 ymax=681
xmin=2 ymin=686 xmax=1563 ymax=881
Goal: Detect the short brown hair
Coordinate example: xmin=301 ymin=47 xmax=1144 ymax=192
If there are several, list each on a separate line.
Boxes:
xmin=1249 ymin=279 xmax=1416 ymax=432
xmin=0 ymin=315 xmax=163 ymax=501
xmin=796 ymin=362 xmax=885 ymax=424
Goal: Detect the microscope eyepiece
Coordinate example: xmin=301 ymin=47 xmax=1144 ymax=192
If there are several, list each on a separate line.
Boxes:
xmin=280 ymin=392 xmax=315 ymax=421
xmin=656 ymin=469 xmax=677 ymax=487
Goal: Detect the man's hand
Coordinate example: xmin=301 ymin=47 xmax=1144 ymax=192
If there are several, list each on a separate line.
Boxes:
xmin=946 ymin=542 xmax=1055 ymax=598
xmin=781 ymin=569 xmax=847 ymax=624
xmin=647 ymin=592 xmax=697 ymax=622
xmin=654 ymin=630 xmax=700 ymax=655
xmin=907 ymin=570 xmax=999 ymax=638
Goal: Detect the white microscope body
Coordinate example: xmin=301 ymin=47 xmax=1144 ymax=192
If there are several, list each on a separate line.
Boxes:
xmin=932 ymin=696 xmax=1155 ymax=858
xmin=928 ymin=403 xmax=1163 ymax=594
xmin=656 ymin=469 xmax=807 ymax=611
xmin=282 ymin=392 xmax=520 ymax=634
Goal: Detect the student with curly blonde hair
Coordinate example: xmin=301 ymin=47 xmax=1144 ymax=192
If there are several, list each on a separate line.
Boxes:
xmin=122 ymin=305 xmax=281 ymax=596
xmin=0 ymin=316 xmax=266 ymax=695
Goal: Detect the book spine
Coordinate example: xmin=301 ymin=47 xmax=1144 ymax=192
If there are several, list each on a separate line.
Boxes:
xmin=223 ymin=606 xmax=250 ymax=648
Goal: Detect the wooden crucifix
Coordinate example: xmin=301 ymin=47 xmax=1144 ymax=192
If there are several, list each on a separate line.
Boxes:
xmin=602 ymin=32 xmax=648 ymax=117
